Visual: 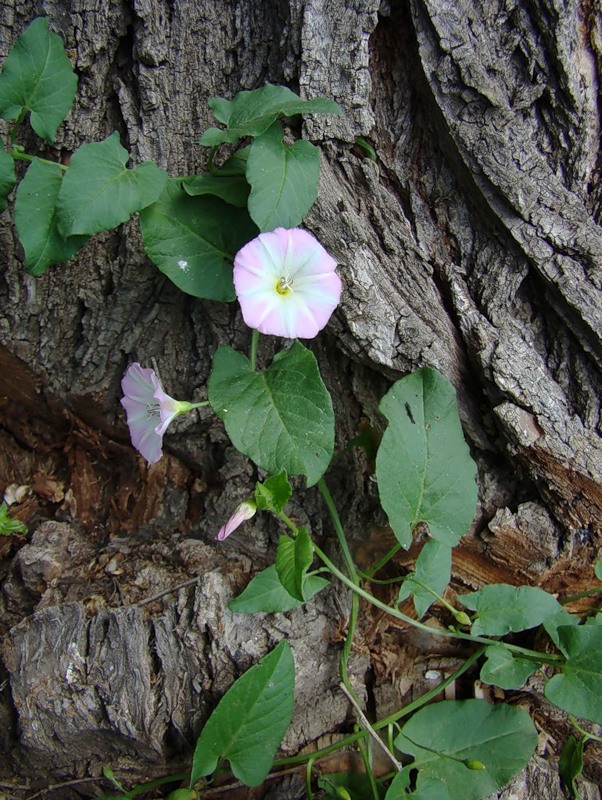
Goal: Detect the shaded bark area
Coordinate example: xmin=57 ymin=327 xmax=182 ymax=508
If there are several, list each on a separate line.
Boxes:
xmin=0 ymin=0 xmax=601 ymax=797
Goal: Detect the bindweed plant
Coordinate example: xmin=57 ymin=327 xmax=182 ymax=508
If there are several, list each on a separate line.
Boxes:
xmin=1 ymin=16 xmax=602 ymax=800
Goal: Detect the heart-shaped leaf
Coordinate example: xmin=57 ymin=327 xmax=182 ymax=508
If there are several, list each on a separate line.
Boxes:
xmin=208 ymin=342 xmax=334 ymax=485
xmin=190 ymin=641 xmax=294 ymax=787
xmin=544 ymin=624 xmax=602 ymax=723
xmin=57 ymin=132 xmax=167 ymax=235
xmin=229 ymin=564 xmax=328 ymax=614
xmin=140 ymin=180 xmax=257 ymax=301
xmin=15 ymin=160 xmax=88 ymax=275
xmin=376 ymin=368 xmax=477 ymax=548
xmin=0 ymin=17 xmax=77 ymax=142
xmin=459 ymin=584 xmax=563 ymax=636
xmin=246 ymin=121 xmax=320 ymax=231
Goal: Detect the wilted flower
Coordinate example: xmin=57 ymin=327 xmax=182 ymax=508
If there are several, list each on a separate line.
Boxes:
xmin=233 ymin=227 xmax=341 ymax=339
xmin=120 ymin=362 xmax=201 ymax=464
xmin=217 ymin=501 xmax=257 ymax=541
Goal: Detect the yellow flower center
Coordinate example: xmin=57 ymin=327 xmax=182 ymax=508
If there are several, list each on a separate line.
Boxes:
xmin=275 ymin=276 xmax=293 ymax=296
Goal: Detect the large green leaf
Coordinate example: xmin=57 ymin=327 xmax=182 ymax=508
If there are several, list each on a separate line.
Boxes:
xmin=397 ymin=539 xmax=451 ymax=619
xmin=190 ymin=641 xmax=295 ymax=787
xmin=479 ymin=644 xmax=538 ymax=690
xmin=246 ymin=121 xmax=320 ymax=231
xmin=376 ymin=368 xmax=478 ymax=548
xmin=199 ymin=83 xmax=341 ymax=146
xmin=0 ymin=17 xmax=77 ymax=142
xmin=229 ymin=564 xmax=328 ymax=614
xmin=56 ymin=132 xmax=167 ymax=235
xmin=208 ymin=342 xmax=334 ymax=486
xmin=140 ymin=181 xmax=257 ymax=301
xmin=14 ymin=160 xmax=88 ymax=275
xmin=394 ymin=699 xmax=537 ymax=800
xmin=276 ymin=529 xmax=314 ymax=602
xmin=459 ymin=584 xmax=563 ymax=636
xmin=0 ymin=145 xmax=16 ymax=212
xmin=544 ymin=625 xmax=602 ymax=723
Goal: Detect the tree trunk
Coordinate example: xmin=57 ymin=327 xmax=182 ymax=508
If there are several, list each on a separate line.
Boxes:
xmin=0 ymin=0 xmax=601 ymax=797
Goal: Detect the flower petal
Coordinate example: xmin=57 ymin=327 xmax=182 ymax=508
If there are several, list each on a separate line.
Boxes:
xmin=216 ymin=501 xmax=257 ymax=541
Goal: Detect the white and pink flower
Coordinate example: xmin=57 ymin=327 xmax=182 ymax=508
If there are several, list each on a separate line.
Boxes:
xmin=216 ymin=501 xmax=257 ymax=541
xmin=233 ymin=227 xmax=341 ymax=339
xmin=120 ymin=363 xmax=199 ymax=464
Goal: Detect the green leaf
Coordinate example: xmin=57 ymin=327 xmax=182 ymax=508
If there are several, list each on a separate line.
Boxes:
xmin=246 ymin=121 xmax=320 ymax=231
xmin=276 ymin=529 xmax=314 ymax=601
xmin=559 ymin=735 xmax=585 ymax=800
xmin=200 ymin=83 xmax=341 ymax=146
xmin=56 ymin=132 xmax=168 ymax=235
xmin=459 ymin=584 xmax=563 ymax=637
xmin=0 ymin=145 xmax=16 ymax=211
xmin=595 ymin=558 xmax=602 ymax=581
xmin=394 ymin=699 xmax=537 ymax=800
xmin=140 ymin=180 xmax=258 ymax=300
xmin=479 ymin=644 xmax=538 ymax=690
xmin=190 ymin=640 xmax=295 ymax=787
xmin=376 ymin=368 xmax=478 ymax=548
xmin=183 ymin=148 xmax=250 ymax=208
xmin=229 ymin=564 xmax=328 ymax=614
xmin=409 ymin=780 xmax=453 ymax=800
xmin=254 ymin=471 xmax=292 ymax=514
xmin=208 ymin=342 xmax=335 ymax=486
xmin=544 ymin=624 xmax=602 ymax=723
xmin=397 ymin=539 xmax=451 ymax=619
xmin=0 ymin=17 xmax=77 ymax=142
xmin=14 ymin=159 xmax=88 ymax=275
xmin=0 ymin=502 xmax=27 ymax=536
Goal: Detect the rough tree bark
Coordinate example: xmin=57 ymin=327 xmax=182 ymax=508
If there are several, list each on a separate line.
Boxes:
xmin=0 ymin=0 xmax=601 ymax=798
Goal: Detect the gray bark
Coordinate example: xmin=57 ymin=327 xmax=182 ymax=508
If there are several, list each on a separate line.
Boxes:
xmin=0 ymin=0 xmax=601 ymax=796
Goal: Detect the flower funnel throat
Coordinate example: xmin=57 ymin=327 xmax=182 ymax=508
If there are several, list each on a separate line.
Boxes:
xmin=120 ymin=363 xmax=200 ymax=464
xmin=233 ymin=227 xmax=341 ymax=339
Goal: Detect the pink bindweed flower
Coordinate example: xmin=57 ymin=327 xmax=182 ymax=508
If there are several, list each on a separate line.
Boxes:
xmin=233 ymin=227 xmax=341 ymax=339
xmin=120 ymin=362 xmax=201 ymax=464
xmin=217 ymin=501 xmax=257 ymax=541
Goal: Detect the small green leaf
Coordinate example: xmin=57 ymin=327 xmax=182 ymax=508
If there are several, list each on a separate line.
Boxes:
xmin=0 ymin=145 xmax=16 ymax=211
xmin=595 ymin=558 xmax=602 ymax=581
xmin=394 ymin=699 xmax=537 ymax=800
xmin=57 ymin=132 xmax=168 ymax=235
xmin=229 ymin=564 xmax=328 ymax=614
xmin=459 ymin=584 xmax=563 ymax=636
xmin=254 ymin=471 xmax=292 ymax=513
xmin=208 ymin=342 xmax=335 ymax=486
xmin=479 ymin=644 xmax=538 ymax=690
xmin=376 ymin=368 xmax=478 ymax=548
xmin=397 ymin=539 xmax=451 ymax=619
xmin=0 ymin=502 xmax=27 ymax=536
xmin=559 ymin=734 xmax=585 ymax=799
xmin=544 ymin=624 xmax=602 ymax=723
xmin=140 ymin=180 xmax=258 ymax=301
xmin=183 ymin=148 xmax=250 ymax=208
xmin=246 ymin=121 xmax=320 ymax=231
xmin=276 ymin=529 xmax=314 ymax=601
xmin=0 ymin=17 xmax=77 ymax=142
xmin=200 ymin=83 xmax=341 ymax=146
xmin=190 ymin=641 xmax=295 ymax=787
xmin=15 ymin=159 xmax=88 ymax=275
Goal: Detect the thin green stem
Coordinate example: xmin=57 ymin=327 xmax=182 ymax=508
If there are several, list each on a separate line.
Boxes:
xmin=207 ymin=145 xmax=219 ymax=175
xmin=10 ymin=149 xmax=68 ymax=171
xmin=305 ymin=758 xmax=314 ymax=800
xmin=250 ymin=329 xmax=260 ymax=371
xmin=366 ymin=541 xmax=402 ymax=576
xmin=560 ymin=586 xmax=601 ymax=605
xmin=312 ymin=543 xmax=563 ymax=663
xmin=279 ymin=512 xmax=299 ymax=535
xmin=569 ymin=716 xmax=602 ymax=743
xmin=317 ymin=478 xmax=361 ymax=700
